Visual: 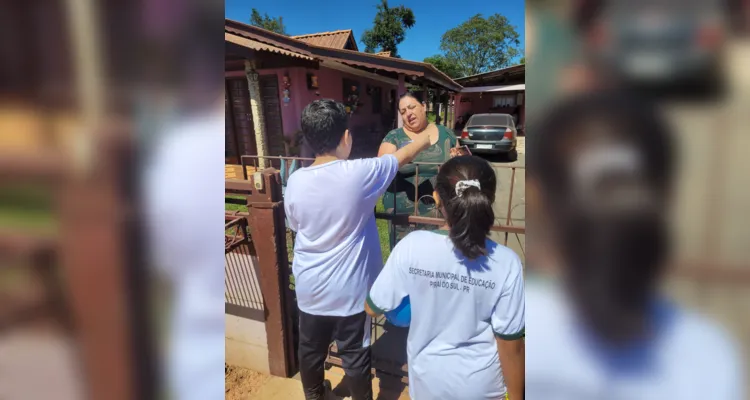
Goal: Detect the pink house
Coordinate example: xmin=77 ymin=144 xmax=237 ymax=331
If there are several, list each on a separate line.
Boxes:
xmin=224 ymin=19 xmax=463 ymax=167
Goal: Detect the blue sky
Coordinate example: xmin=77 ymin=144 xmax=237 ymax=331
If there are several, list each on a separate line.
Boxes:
xmin=225 ymin=0 xmax=525 ymax=62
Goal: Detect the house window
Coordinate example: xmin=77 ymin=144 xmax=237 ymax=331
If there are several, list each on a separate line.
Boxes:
xmin=493 ymin=94 xmax=516 ymax=108
xmin=372 ymin=87 xmax=382 ymax=114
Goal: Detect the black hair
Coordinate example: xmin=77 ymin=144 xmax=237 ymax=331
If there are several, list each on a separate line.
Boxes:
xmin=398 ymin=91 xmax=424 ymax=103
xmin=573 ymin=0 xmax=604 ymax=33
xmin=528 ymin=90 xmax=675 ymax=200
xmin=301 ymin=99 xmax=350 ymax=155
xmin=436 ymin=156 xmax=497 ymax=260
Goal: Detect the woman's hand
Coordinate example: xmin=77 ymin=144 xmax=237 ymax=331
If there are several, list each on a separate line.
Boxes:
xmin=449 ymin=141 xmax=466 ymax=158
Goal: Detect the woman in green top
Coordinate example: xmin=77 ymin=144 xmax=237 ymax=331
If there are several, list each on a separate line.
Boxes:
xmin=378 ymin=92 xmax=459 ymax=244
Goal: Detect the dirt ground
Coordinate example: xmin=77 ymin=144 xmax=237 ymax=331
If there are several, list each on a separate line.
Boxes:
xmin=225 ymin=364 xmax=271 ymax=400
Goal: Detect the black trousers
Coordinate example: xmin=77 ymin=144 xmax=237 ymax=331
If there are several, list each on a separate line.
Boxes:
xmin=298 ymin=309 xmax=373 ymax=400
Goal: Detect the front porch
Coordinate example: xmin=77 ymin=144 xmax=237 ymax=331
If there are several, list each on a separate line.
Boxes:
xmin=224 ymin=19 xmax=463 ymax=170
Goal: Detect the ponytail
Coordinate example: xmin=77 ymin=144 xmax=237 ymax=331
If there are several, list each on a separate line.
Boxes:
xmin=448 ymin=187 xmax=495 ymax=259
xmin=436 ymin=156 xmax=497 ymax=260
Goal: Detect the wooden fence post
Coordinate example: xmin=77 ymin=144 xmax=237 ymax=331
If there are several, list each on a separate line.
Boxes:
xmin=246 ymin=169 xmax=297 ymax=377
xmin=57 ymin=134 xmax=136 ymax=400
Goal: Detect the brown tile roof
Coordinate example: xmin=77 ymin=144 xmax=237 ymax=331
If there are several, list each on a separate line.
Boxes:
xmin=292 ymin=29 xmax=358 ymax=51
xmin=225 ymin=32 xmax=314 ymax=60
xmin=375 ymin=51 xmax=391 ymax=57
xmin=225 ymin=19 xmax=462 ymax=92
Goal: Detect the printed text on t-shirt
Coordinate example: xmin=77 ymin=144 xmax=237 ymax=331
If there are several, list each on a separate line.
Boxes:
xmin=408 ymin=267 xmax=496 ymax=292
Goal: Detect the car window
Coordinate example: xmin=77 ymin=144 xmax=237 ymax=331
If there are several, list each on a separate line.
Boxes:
xmin=467 ymin=114 xmax=511 ymax=127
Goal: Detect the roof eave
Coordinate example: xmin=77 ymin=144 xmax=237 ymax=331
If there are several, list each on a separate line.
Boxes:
xmin=226 ymin=19 xmax=315 ymax=58
xmin=225 ymin=18 xmax=462 ymax=91
xmin=454 ymin=64 xmax=526 ymax=83
xmin=424 ymin=67 xmax=463 ymax=92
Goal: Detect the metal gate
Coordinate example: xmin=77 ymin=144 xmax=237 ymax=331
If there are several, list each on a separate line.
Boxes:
xmin=225 ymin=214 xmax=264 ymax=321
xmin=225 ymin=171 xmax=299 ymax=378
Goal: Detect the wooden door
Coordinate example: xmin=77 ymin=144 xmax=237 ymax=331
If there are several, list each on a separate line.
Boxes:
xmin=225 ymin=78 xmax=257 ymax=164
xmin=225 ymin=86 xmax=240 ymax=164
xmin=259 ymin=75 xmax=286 ymax=158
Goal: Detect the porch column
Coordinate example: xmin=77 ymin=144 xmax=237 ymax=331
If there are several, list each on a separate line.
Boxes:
xmin=442 ymin=92 xmax=449 ymax=128
xmin=452 ymin=94 xmax=458 ymax=128
xmin=397 ymin=74 xmax=405 ymax=129
xmin=454 ymin=94 xmax=462 ymax=131
xmin=245 ymin=60 xmax=269 ymax=170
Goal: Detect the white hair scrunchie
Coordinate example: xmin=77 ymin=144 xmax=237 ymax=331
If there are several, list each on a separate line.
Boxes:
xmin=455 ymin=179 xmax=481 ymax=197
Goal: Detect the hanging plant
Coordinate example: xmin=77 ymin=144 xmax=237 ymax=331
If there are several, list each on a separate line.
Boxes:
xmin=282 ymin=74 xmax=292 ymax=105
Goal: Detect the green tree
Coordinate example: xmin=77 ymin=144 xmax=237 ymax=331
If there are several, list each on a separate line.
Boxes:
xmin=520 ymin=56 xmax=526 ymax=64
xmin=361 ymin=0 xmax=416 ymax=58
xmin=249 ymin=8 xmax=286 ymax=35
xmin=439 ymin=14 xmax=521 ymax=77
xmin=423 ymin=55 xmax=462 ymax=78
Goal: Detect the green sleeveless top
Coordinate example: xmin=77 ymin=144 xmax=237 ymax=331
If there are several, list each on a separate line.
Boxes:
xmin=381 ymin=124 xmax=457 ymax=217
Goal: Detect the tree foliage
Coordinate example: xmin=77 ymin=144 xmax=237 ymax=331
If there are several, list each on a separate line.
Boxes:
xmin=249 ymin=8 xmax=287 ymax=35
xmin=361 ymin=0 xmax=415 ymax=58
xmin=439 ymin=14 xmax=521 ymax=77
xmin=423 ymin=55 xmax=462 ymax=79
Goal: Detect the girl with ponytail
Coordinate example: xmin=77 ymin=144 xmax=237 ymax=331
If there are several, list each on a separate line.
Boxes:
xmin=366 ymin=156 xmax=525 ymax=400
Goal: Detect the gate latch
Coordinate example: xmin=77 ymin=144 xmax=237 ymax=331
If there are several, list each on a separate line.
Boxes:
xmin=253 ymin=172 xmax=263 ymax=191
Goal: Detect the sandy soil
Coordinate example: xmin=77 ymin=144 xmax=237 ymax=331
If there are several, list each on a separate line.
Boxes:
xmin=225 ymin=364 xmax=271 ymax=400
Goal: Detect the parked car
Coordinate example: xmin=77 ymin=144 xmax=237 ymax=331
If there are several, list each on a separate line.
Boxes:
xmin=595 ymin=0 xmax=728 ymax=97
xmin=459 ymin=113 xmax=518 ymax=161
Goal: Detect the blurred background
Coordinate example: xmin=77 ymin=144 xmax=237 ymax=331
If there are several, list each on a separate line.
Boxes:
xmin=526 ymin=0 xmax=749 ymax=397
xmin=0 ymin=0 xmax=224 ymax=399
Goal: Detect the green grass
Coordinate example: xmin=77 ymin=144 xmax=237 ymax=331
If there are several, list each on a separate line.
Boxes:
xmin=375 ymin=200 xmax=391 ymax=261
xmin=427 ymin=111 xmax=437 ymax=123
xmin=427 ymin=110 xmax=454 ymax=125
xmin=0 ymin=185 xmax=57 ymax=233
xmin=225 ymin=194 xmax=248 ymax=213
xmin=0 ymin=208 xmax=57 ymax=232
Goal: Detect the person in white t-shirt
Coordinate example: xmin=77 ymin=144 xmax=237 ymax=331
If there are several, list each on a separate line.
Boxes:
xmin=144 ymin=104 xmax=225 ymax=400
xmin=285 ymin=99 xmax=438 ymax=400
xmin=365 ymin=156 xmax=526 ymax=400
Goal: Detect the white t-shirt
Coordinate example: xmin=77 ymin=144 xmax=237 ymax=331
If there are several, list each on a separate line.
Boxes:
xmin=368 ymin=231 xmax=525 ymax=400
xmin=526 ymin=279 xmax=745 ymax=400
xmin=143 ymin=111 xmax=225 ymax=400
xmin=285 ymin=155 xmax=399 ymax=317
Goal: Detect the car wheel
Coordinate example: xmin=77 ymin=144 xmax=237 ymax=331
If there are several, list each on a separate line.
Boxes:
xmin=507 ymin=149 xmax=518 ymax=162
